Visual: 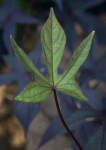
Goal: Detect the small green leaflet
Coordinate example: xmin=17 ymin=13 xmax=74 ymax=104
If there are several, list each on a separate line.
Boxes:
xmin=10 ymin=8 xmax=95 ymax=102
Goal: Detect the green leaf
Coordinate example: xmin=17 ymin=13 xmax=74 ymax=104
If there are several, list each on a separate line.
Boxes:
xmin=15 ymin=80 xmax=52 ymax=102
xmin=10 ymin=8 xmax=95 ymax=102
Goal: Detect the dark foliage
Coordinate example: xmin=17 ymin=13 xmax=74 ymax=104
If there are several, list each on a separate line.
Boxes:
xmin=0 ymin=45 xmax=42 ymax=89
xmin=38 ymin=88 xmax=106 ymax=149
xmin=0 ymin=0 xmax=38 ymax=53
xmin=14 ymin=101 xmax=40 ymax=136
xmin=32 ymin=0 xmax=106 ymax=69
xmin=79 ymin=54 xmax=106 ymax=85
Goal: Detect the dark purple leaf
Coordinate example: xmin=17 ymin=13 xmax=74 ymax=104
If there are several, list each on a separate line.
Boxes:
xmin=76 ymin=12 xmax=106 ymax=45
xmin=83 ymin=89 xmax=103 ymax=111
xmin=0 ymin=72 xmax=19 ymax=85
xmin=72 ymin=122 xmax=100 ymax=150
xmin=3 ymin=55 xmax=25 ymax=72
xmin=38 ymin=109 xmax=99 ymax=149
xmin=85 ymin=122 xmax=106 ymax=150
xmin=102 ymin=93 xmax=106 ymax=111
xmin=79 ymin=55 xmax=106 ymax=84
xmin=64 ymin=17 xmax=77 ymax=52
xmin=95 ymin=55 xmax=106 ymax=81
xmin=0 ymin=6 xmax=9 ymax=22
xmin=58 ymin=92 xmax=77 ymax=113
xmin=12 ymin=10 xmax=38 ymax=24
xmin=0 ymin=0 xmax=38 ymax=53
xmin=29 ymin=44 xmax=42 ymax=66
xmin=70 ymin=0 xmax=104 ymax=11
xmin=0 ymin=44 xmax=42 ymax=92
xmin=82 ymin=36 xmax=98 ymax=69
xmin=53 ymin=0 xmax=63 ymax=10
xmin=38 ymin=88 xmax=106 ymax=149
xmin=4 ymin=0 xmax=18 ymax=12
xmin=14 ymin=101 xmax=40 ymax=135
xmin=17 ymin=75 xmax=31 ymax=94
xmin=3 ymin=21 xmax=16 ymax=53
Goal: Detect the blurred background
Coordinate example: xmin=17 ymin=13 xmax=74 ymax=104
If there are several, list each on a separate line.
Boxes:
xmin=0 ymin=0 xmax=106 ymax=150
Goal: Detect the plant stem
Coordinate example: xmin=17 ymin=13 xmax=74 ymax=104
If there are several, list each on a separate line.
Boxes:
xmin=53 ymin=89 xmax=82 ymax=150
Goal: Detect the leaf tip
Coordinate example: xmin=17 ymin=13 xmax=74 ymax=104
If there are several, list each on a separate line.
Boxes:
xmin=15 ymin=95 xmax=20 ymax=101
xmin=92 ymin=30 xmax=95 ymax=34
xmin=80 ymin=94 xmax=88 ymax=101
xmin=92 ymin=30 xmax=95 ymax=35
xmin=50 ymin=7 xmax=55 ymax=16
xmin=10 ymin=34 xmax=12 ymax=39
xmin=84 ymin=97 xmax=88 ymax=101
xmin=50 ymin=7 xmax=54 ymax=12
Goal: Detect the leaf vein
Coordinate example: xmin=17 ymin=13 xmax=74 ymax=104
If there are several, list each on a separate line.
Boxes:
xmin=20 ymin=89 xmax=51 ymax=99
xmin=54 ymin=33 xmax=65 ymax=55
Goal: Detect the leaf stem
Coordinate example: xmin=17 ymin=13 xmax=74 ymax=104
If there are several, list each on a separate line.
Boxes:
xmin=53 ymin=89 xmax=82 ymax=150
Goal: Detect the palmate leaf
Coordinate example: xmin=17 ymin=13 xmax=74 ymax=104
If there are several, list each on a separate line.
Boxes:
xmin=41 ymin=8 xmax=66 ymax=85
xmin=10 ymin=8 xmax=94 ymax=103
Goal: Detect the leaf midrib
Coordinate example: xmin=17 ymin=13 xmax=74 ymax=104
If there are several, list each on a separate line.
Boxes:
xmin=51 ymin=10 xmax=54 ymax=87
